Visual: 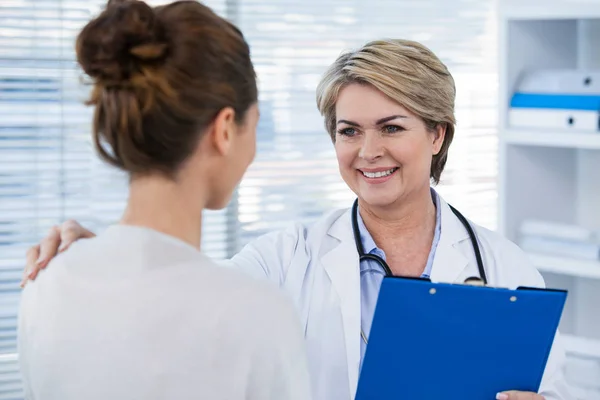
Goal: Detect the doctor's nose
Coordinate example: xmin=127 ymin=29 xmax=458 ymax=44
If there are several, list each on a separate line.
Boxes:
xmin=359 ymin=133 xmax=384 ymax=161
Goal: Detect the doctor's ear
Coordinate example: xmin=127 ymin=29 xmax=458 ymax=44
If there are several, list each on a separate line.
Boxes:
xmin=431 ymin=123 xmax=446 ymax=155
xmin=209 ymin=107 xmax=237 ymax=156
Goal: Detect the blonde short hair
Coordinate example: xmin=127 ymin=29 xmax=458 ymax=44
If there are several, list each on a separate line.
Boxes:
xmin=316 ymin=39 xmax=456 ymax=184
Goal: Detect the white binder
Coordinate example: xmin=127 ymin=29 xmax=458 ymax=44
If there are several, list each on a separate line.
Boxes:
xmin=509 ymin=69 xmax=600 ymax=132
xmin=519 ymin=219 xmax=597 ymax=242
xmin=509 ymin=108 xmax=598 ymax=131
xmin=520 ymin=235 xmax=600 ymax=261
xmin=516 ymin=69 xmax=600 ymax=94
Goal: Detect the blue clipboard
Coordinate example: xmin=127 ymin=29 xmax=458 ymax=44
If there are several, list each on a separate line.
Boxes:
xmin=356 ymin=277 xmax=567 ymax=400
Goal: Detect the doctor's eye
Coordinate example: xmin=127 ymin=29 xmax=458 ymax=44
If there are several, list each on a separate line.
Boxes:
xmin=383 ymin=125 xmax=404 ymax=134
xmin=337 ymin=127 xmax=358 ymax=137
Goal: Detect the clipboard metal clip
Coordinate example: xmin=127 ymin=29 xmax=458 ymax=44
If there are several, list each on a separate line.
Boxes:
xmin=463 ymin=276 xmax=486 ymax=287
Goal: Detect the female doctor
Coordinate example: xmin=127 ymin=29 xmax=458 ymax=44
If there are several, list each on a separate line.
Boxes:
xmin=23 ymin=39 xmax=569 ymax=400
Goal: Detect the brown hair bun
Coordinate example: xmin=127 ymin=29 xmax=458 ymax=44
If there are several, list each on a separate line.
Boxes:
xmin=76 ymin=0 xmax=168 ymax=84
xmin=75 ymin=0 xmax=257 ymax=177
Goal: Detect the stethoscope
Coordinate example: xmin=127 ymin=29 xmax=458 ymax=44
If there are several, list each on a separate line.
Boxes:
xmin=351 ymin=198 xmax=488 ymax=345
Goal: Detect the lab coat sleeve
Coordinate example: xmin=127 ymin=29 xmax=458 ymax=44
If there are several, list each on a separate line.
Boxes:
xmin=497 ymin=240 xmax=572 ymax=400
xmin=226 ymin=223 xmax=309 ymax=285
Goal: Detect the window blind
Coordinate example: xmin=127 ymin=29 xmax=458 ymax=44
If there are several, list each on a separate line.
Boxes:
xmin=1 ymin=0 xmax=498 ymax=397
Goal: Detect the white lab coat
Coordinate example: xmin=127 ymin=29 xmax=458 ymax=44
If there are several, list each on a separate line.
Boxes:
xmin=228 ymin=196 xmax=571 ymax=400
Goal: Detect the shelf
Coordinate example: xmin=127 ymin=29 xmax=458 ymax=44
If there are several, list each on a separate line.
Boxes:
xmin=501 ymin=1 xmax=600 ymax=21
xmin=562 ymin=333 xmax=600 ymax=359
xmin=502 ymin=129 xmax=600 ymax=150
xmin=527 ymin=252 xmax=600 ymax=280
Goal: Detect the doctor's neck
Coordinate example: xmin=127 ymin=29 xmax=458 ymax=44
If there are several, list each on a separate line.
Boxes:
xmin=121 ymin=173 xmax=207 ymax=250
xmin=358 ymin=186 xmax=436 ymax=242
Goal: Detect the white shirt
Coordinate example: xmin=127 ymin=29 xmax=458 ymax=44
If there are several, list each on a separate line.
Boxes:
xmin=18 ymin=225 xmax=311 ymax=400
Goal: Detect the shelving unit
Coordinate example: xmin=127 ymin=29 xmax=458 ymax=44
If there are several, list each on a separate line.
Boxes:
xmin=563 ymin=333 xmax=600 ymax=360
xmin=503 ymin=129 xmax=600 ymax=150
xmin=529 ymin=253 xmax=600 ymax=280
xmin=499 ymin=1 xmax=600 ymax=397
xmin=502 ymin=1 xmax=600 ymax=21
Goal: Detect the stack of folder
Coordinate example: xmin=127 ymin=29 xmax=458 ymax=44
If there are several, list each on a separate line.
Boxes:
xmin=519 ymin=219 xmax=600 ymax=261
xmin=509 ymin=69 xmax=600 ymax=132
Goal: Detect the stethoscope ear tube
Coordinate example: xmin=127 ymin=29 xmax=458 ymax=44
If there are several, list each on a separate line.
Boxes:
xmin=447 ymin=204 xmax=488 ymax=285
xmin=351 ymin=200 xmax=394 ymax=276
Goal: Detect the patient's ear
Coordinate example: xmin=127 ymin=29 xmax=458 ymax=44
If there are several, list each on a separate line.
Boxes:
xmin=208 ymin=107 xmax=236 ymax=156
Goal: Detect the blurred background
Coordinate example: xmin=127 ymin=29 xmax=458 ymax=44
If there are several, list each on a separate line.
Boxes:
xmin=3 ymin=0 xmax=598 ymax=399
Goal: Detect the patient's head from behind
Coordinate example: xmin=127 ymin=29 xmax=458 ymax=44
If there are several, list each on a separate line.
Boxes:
xmin=76 ymin=0 xmax=259 ymax=210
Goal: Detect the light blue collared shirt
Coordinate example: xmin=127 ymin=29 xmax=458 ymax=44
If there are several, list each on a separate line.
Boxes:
xmin=358 ymin=188 xmax=442 ymax=365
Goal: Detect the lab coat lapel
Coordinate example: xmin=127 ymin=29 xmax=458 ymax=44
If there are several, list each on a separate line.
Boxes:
xmin=429 ymin=197 xmax=471 ymax=283
xmin=320 ymin=209 xmax=361 ymax=398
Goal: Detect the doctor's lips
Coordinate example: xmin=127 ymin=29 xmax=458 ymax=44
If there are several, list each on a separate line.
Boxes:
xmin=358 ymin=167 xmax=399 ymax=181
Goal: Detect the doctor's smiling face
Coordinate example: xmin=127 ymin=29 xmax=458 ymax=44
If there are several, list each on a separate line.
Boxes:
xmin=334 ymin=83 xmax=445 ymax=209
xmin=317 ymin=39 xmax=457 ymax=212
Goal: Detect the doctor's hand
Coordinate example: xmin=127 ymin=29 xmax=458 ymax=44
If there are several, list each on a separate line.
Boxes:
xmin=497 ymin=391 xmax=545 ymax=400
xmin=22 ymin=220 xmax=95 ymax=287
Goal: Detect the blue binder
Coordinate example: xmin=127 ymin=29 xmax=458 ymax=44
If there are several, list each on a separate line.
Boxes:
xmin=508 ymin=69 xmax=600 ymax=132
xmin=356 ymin=277 xmax=567 ymax=400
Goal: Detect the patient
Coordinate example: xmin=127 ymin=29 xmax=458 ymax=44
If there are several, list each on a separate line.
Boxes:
xmin=17 ymin=1 xmax=311 ymax=399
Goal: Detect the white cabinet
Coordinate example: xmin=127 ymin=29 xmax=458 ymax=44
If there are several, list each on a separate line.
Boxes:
xmin=498 ymin=1 xmax=600 ymax=398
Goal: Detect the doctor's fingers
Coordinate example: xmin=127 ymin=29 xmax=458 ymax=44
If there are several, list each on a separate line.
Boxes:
xmin=36 ymin=225 xmax=63 ymax=270
xmin=21 ymin=224 xmax=60 ymax=287
xmin=58 ymin=219 xmax=95 ymax=254
xmin=20 ymin=222 xmax=94 ymax=288
xmin=497 ymin=391 xmax=544 ymax=400
xmin=21 ymin=244 xmax=41 ymax=288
